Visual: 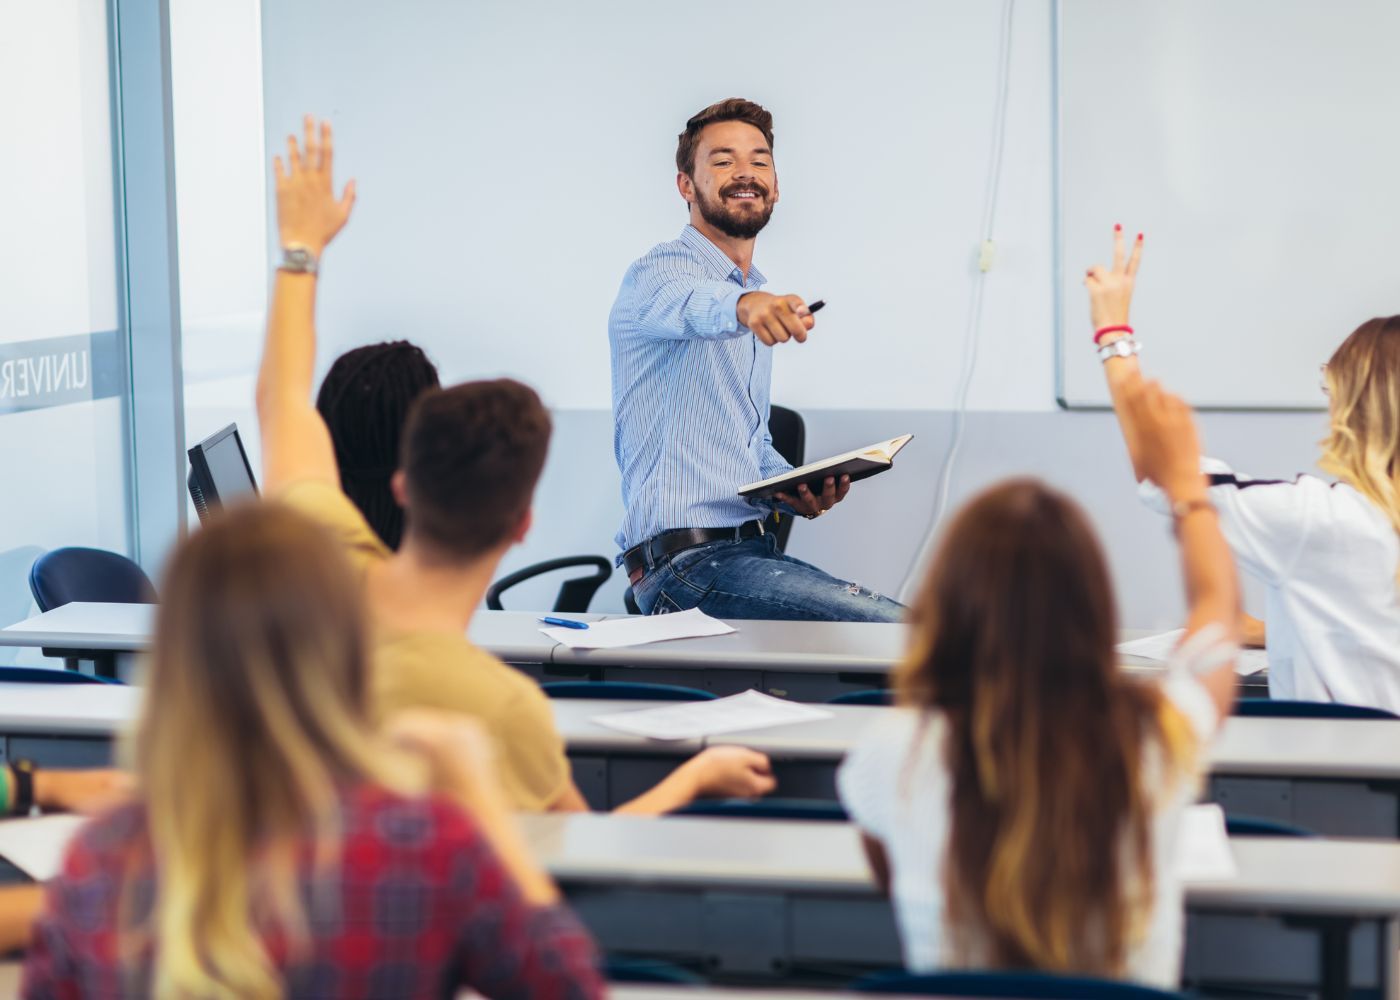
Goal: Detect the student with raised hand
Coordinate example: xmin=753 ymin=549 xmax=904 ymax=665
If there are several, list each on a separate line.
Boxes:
xmin=837 ymin=382 xmax=1240 ymax=986
xmin=256 ymin=116 xmax=774 ymax=814
xmin=1087 ymin=226 xmax=1400 ymax=710
xmin=317 ymin=341 xmax=441 ymax=550
xmin=22 ymin=502 xmax=603 ymax=999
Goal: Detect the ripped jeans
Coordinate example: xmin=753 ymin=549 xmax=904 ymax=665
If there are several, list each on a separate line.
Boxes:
xmin=631 ymin=532 xmax=906 ymax=623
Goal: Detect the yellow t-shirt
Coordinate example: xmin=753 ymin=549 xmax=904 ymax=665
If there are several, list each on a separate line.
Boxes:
xmin=279 ymin=480 xmax=570 ymax=811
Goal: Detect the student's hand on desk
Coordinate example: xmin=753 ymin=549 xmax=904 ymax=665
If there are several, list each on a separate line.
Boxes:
xmin=775 ymin=475 xmax=850 ymax=519
xmin=682 ymin=747 xmax=776 ymax=799
xmin=273 ymin=115 xmax=357 ymax=257
xmin=34 ymin=769 xmax=134 ymax=815
xmin=737 ymin=292 xmax=816 ymax=346
xmin=1084 ymin=224 xmax=1143 ymax=333
xmin=1123 ymin=379 xmax=1205 ymax=498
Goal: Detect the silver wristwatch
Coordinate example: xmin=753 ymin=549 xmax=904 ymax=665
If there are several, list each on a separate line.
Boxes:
xmin=279 ymin=244 xmax=318 ymax=275
xmin=1096 ymin=337 xmax=1140 ymax=363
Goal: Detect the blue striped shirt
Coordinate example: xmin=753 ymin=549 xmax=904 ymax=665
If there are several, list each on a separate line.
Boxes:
xmin=610 ymin=225 xmax=793 ymax=554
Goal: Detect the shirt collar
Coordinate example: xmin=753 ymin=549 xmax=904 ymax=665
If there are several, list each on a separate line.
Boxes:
xmin=679 ymin=225 xmax=766 ymax=286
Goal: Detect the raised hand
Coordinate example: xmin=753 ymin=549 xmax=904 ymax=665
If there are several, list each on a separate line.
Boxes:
xmin=737 ymin=292 xmax=816 ymax=346
xmin=1084 ymin=225 xmax=1143 ymax=333
xmin=1122 ymin=378 xmax=1204 ymax=499
xmin=273 ymin=115 xmax=356 ymax=256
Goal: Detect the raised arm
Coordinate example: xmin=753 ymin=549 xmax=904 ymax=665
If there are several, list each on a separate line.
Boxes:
xmin=1124 ymin=379 xmax=1240 ymax=718
xmin=1084 ymin=226 xmax=1148 ymax=480
xmin=255 ymin=116 xmax=356 ymax=493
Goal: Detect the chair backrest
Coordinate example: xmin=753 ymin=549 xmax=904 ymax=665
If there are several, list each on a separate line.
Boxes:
xmin=852 ymin=970 xmax=1187 ymax=999
xmin=767 ymin=404 xmax=806 ymax=553
xmin=0 ymin=666 xmax=125 ymax=686
xmin=829 ymin=689 xmax=894 ymax=706
xmin=602 ymin=956 xmax=705 ymax=985
xmin=1233 ymin=698 xmax=1399 ymax=720
xmin=1224 ymin=814 xmax=1316 ymax=838
xmin=485 ymin=555 xmax=612 ymax=613
xmin=676 ymin=797 xmax=848 ymax=822
xmin=28 ymin=547 xmax=156 ymax=612
xmin=541 ymin=680 xmax=716 ymax=701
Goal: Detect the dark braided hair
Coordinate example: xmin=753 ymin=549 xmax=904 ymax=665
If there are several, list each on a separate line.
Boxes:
xmin=316 ymin=341 xmax=440 ymax=550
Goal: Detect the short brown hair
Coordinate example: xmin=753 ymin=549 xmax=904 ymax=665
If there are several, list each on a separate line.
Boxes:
xmin=676 ymin=98 xmax=774 ymax=176
xmin=400 ymin=378 xmax=552 ymax=561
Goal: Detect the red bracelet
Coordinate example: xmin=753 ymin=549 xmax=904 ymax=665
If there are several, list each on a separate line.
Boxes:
xmin=1094 ymin=324 xmax=1133 ymax=345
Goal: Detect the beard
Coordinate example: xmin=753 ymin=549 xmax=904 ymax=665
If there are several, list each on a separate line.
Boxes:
xmin=695 ymin=181 xmax=774 ymax=239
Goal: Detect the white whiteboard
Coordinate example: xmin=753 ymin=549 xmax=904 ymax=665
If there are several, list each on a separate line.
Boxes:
xmin=1058 ymin=0 xmax=1400 ymax=409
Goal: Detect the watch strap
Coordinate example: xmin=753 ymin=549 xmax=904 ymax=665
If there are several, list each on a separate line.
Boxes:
xmin=279 ymin=244 xmax=319 ymax=275
xmin=11 ymin=758 xmax=36 ymax=815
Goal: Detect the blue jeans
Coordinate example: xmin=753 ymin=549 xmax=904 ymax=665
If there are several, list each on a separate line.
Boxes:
xmin=631 ymin=533 xmax=906 ymax=623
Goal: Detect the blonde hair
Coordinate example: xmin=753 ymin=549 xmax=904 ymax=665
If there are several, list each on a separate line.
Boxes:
xmin=897 ymin=480 xmax=1196 ymax=974
xmin=132 ymin=502 xmax=410 ymax=999
xmin=1319 ymin=316 xmax=1400 ymax=581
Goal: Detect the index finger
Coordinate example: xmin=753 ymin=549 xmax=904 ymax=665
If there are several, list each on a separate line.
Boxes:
xmin=1126 ymin=232 xmax=1144 ymax=277
xmin=1112 ymin=224 xmax=1125 ymax=271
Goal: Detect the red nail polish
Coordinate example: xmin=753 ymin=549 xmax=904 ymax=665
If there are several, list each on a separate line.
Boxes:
xmin=1114 ymin=223 xmax=1122 ymax=232
xmin=1136 ymin=233 xmax=1144 ymax=241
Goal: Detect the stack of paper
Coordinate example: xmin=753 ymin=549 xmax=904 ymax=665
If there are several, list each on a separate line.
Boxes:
xmin=540 ymin=608 xmax=736 ymax=650
xmin=1117 ymin=629 xmax=1267 ymax=676
xmin=592 ymin=689 xmax=833 ymax=741
xmin=0 ymin=814 xmax=87 ymax=881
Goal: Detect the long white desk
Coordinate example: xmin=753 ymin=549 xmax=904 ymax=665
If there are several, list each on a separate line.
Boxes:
xmin=519 ymin=812 xmax=1397 ymax=998
xmin=0 ymin=686 xmax=1393 ymax=838
xmin=1 ymin=604 xmax=1271 ymax=704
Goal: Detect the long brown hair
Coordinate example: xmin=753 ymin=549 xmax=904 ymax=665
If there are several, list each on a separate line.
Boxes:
xmin=133 ymin=502 xmax=410 ymax=999
xmin=898 ymin=479 xmax=1190 ymax=974
xmin=1319 ymin=316 xmax=1400 ymax=582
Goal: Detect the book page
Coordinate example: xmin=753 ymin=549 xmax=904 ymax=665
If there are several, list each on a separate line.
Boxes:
xmin=1117 ymin=629 xmax=1265 ymax=676
xmin=0 ymin=814 xmax=86 ymax=881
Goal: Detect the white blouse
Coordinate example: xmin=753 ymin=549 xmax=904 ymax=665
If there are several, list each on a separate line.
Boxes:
xmin=1143 ymin=458 xmax=1400 ymax=711
xmin=836 ymin=627 xmax=1234 ymax=987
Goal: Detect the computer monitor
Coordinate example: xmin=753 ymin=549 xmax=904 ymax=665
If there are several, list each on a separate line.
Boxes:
xmin=187 ymin=423 xmax=259 ymax=523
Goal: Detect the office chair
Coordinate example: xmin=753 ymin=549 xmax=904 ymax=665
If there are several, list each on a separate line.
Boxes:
xmin=27 ymin=547 xmax=154 ymax=677
xmin=0 ymin=666 xmax=125 ymax=686
xmin=542 ymin=680 xmax=715 ymax=701
xmin=1224 ymin=814 xmax=1315 ymax=838
xmin=828 ymin=689 xmax=894 ymax=706
xmin=851 ymin=970 xmax=1187 ymax=999
xmin=1233 ymin=698 xmax=1399 ymax=720
xmin=485 ymin=556 xmax=611 ymax=613
xmin=495 ymin=404 xmax=806 ymax=615
xmin=675 ymin=798 xmax=847 ymax=822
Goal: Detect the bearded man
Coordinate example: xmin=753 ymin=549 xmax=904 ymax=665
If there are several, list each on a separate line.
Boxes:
xmin=608 ymin=98 xmax=904 ymax=622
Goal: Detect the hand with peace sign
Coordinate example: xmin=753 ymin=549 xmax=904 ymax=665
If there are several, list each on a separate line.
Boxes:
xmin=1083 ymin=224 xmax=1143 ymax=336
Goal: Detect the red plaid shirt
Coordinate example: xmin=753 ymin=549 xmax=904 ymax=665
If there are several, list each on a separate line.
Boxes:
xmin=22 ymin=786 xmax=603 ymax=999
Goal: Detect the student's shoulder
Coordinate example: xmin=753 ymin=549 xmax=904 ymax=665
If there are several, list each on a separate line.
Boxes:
xmin=841 ymin=707 xmax=935 ymax=778
xmin=276 ymin=479 xmax=390 ymax=560
xmin=626 ymin=233 xmax=708 ymax=279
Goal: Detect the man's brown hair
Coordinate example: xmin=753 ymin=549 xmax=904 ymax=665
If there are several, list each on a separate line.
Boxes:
xmin=400 ymin=378 xmax=552 ymax=561
xmin=676 ymin=98 xmax=775 ymax=176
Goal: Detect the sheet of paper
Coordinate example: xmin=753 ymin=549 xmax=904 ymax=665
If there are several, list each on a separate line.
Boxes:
xmin=540 ymin=608 xmax=736 ymax=650
xmin=0 ymin=814 xmax=87 ymax=881
xmin=593 ymin=689 xmax=834 ymax=741
xmin=1175 ymin=803 xmax=1237 ymax=881
xmin=1117 ymin=629 xmax=1266 ymax=676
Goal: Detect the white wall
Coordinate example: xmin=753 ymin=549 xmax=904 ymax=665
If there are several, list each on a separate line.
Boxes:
xmin=260 ymin=0 xmax=1058 ymax=413
xmin=157 ymin=0 xmax=1337 ymax=625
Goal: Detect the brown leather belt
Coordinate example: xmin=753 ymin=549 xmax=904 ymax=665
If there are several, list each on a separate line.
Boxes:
xmin=623 ymin=521 xmax=767 ymax=586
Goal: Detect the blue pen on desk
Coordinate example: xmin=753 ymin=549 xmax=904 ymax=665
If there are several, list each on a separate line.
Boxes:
xmin=540 ymin=616 xmax=590 ymax=630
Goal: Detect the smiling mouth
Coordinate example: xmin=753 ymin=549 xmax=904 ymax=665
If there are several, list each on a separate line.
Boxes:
xmin=727 ymin=190 xmax=762 ymax=201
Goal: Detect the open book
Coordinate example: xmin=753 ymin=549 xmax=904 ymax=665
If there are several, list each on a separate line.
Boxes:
xmin=739 ymin=434 xmax=914 ymax=500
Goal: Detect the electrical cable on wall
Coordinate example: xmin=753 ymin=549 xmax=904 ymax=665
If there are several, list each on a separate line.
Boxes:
xmin=898 ymin=0 xmax=1018 ymax=602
